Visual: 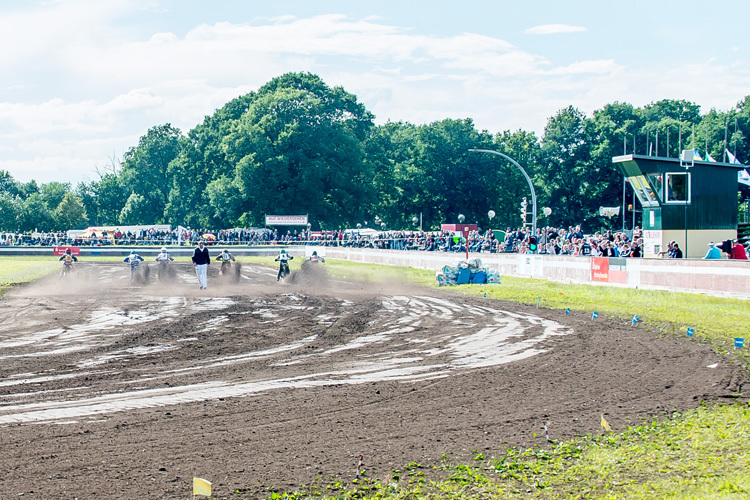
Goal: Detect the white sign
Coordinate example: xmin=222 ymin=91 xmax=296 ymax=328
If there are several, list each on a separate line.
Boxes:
xmin=265 ymin=215 xmax=309 ymax=226
xmin=643 ymin=229 xmax=663 ymax=256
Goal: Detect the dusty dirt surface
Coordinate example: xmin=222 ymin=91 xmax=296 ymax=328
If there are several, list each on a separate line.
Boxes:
xmin=0 ymin=262 xmax=744 ymax=499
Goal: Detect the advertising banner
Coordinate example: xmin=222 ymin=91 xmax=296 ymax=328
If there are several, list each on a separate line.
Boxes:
xmin=643 ymin=229 xmax=663 ymax=256
xmin=53 ymin=246 xmax=80 ymax=256
xmin=591 ymin=257 xmax=609 ymax=282
xmin=265 ymin=215 xmax=308 ymax=226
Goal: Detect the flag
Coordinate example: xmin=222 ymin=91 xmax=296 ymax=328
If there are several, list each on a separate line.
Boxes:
xmin=601 ymin=414 xmax=612 ymax=432
xmin=726 ymin=150 xmax=750 ymax=185
xmin=592 ymin=311 xmax=598 ymax=319
xmin=565 ymin=308 xmax=570 ymax=315
xmin=193 ymin=477 xmax=212 ymax=497
xmin=692 ymin=149 xmax=703 ymax=161
xmin=735 ymin=338 xmax=745 ymax=349
xmin=705 ymin=152 xmax=716 ymax=162
xmin=687 ymin=327 xmax=694 ymax=337
xmin=727 ymin=149 xmax=741 ymax=164
xmin=632 ymin=315 xmax=639 ymax=325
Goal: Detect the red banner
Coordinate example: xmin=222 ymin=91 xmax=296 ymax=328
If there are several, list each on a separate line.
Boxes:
xmin=591 ymin=257 xmax=609 ymax=282
xmin=53 ymin=246 xmax=80 ymax=256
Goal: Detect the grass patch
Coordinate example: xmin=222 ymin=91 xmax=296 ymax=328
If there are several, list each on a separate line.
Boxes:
xmin=274 ymin=403 xmax=750 ymax=500
xmin=0 ymin=256 xmax=60 ymax=294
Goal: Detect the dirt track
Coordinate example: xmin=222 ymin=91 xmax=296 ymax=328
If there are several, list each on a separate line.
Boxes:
xmin=0 ymin=262 xmax=744 ymax=499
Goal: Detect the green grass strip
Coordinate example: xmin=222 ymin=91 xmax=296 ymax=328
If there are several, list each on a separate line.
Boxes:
xmin=0 ymin=257 xmax=60 ymax=294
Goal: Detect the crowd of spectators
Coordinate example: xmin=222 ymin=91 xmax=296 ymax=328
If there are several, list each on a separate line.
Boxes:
xmin=2 ymin=224 xmax=747 ymax=260
xmin=330 ymin=225 xmax=646 ymax=258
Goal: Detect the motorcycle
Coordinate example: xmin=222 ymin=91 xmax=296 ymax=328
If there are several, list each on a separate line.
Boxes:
xmin=59 ymin=262 xmax=74 ymax=278
xmin=129 ymin=261 xmax=150 ymax=285
xmin=157 ymin=261 xmax=176 ymax=282
xmin=277 ymin=261 xmax=291 ymax=281
xmin=219 ymin=260 xmax=241 ymax=283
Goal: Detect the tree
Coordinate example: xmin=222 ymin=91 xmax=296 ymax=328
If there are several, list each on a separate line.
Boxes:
xmin=362 ymin=121 xmax=418 ymax=229
xmin=166 ymin=94 xmax=255 ymax=227
xmin=0 ymin=170 xmax=20 ymax=197
xmin=119 ymin=193 xmax=149 ymax=225
xmin=17 ymin=193 xmax=55 ymax=231
xmin=223 ymin=72 xmax=375 ymax=228
xmin=538 ymin=106 xmax=595 ymax=228
xmin=54 ymin=192 xmax=89 ymax=229
xmin=120 ymin=124 xmax=182 ymax=223
xmin=405 ymin=118 xmax=494 ymax=229
xmin=40 ymin=182 xmax=71 ymax=212
xmin=0 ymin=193 xmax=21 ymax=231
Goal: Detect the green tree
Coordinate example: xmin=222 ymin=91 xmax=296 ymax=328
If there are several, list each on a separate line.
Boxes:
xmin=404 ymin=118 xmax=495 ymax=230
xmin=120 ymin=124 xmax=182 ymax=222
xmin=119 ymin=193 xmax=149 ymax=225
xmin=488 ymin=129 xmax=542 ymax=229
xmin=0 ymin=193 xmax=21 ymax=231
xmin=166 ymin=94 xmax=255 ymax=227
xmin=54 ymin=192 xmax=89 ymax=229
xmin=0 ymin=170 xmax=21 ymax=197
xmin=18 ymin=193 xmax=55 ymax=231
xmin=40 ymin=182 xmax=71 ymax=212
xmin=538 ymin=106 xmax=595 ymax=228
xmin=362 ymin=121 xmax=418 ymax=229
xmin=223 ymin=72 xmax=375 ymax=229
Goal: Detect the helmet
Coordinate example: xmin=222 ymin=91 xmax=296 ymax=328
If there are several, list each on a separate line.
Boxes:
xmin=223 ymin=248 xmax=228 ymax=253
xmin=131 ymin=250 xmax=136 ymax=254
xmin=161 ymin=247 xmax=167 ymax=252
xmin=312 ymin=251 xmax=318 ymax=256
xmin=65 ymin=249 xmax=71 ymax=254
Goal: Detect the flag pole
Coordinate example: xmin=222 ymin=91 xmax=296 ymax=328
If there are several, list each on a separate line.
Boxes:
xmin=723 ymin=119 xmax=729 ymax=162
xmin=705 ymin=124 xmax=709 ymax=159
xmin=691 ymin=124 xmax=695 ymax=150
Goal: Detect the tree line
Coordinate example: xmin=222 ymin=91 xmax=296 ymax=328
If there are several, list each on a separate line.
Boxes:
xmin=1 ymin=72 xmax=749 ymax=233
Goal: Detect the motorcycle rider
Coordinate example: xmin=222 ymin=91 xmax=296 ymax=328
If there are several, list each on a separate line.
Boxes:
xmin=58 ymin=248 xmax=78 ymax=276
xmin=155 ymin=247 xmax=174 ymax=263
xmin=124 ymin=250 xmax=145 ymax=279
xmin=306 ymin=250 xmax=325 ymax=263
xmin=215 ymin=248 xmax=235 ymax=275
xmin=275 ymin=248 xmax=293 ymax=281
xmin=155 ymin=247 xmax=174 ymax=280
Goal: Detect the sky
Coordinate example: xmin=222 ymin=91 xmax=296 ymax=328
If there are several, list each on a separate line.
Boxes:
xmin=1 ymin=0 xmax=749 ymax=184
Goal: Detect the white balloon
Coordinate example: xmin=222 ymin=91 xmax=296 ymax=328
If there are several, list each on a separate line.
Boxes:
xmin=543 ymin=207 xmax=552 ymax=216
xmin=488 ymin=210 xmax=496 ymax=219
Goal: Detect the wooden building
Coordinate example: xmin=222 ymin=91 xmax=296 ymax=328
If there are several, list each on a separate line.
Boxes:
xmin=613 ymin=153 xmax=745 ymax=258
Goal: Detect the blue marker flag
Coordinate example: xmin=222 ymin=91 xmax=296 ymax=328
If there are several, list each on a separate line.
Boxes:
xmin=687 ymin=327 xmax=694 ymax=337
xmin=592 ymin=311 xmax=599 ymax=319
xmin=632 ymin=315 xmax=639 ymax=325
xmin=735 ymin=338 xmax=744 ymax=349
xmin=537 ymin=298 xmax=540 ymax=308
xmin=565 ymin=308 xmax=570 ymax=315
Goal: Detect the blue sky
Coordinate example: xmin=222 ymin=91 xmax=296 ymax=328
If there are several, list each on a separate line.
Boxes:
xmin=1 ymin=0 xmax=749 ymax=184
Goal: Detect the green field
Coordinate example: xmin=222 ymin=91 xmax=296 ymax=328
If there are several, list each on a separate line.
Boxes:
xmin=1 ymin=256 xmax=748 ymax=499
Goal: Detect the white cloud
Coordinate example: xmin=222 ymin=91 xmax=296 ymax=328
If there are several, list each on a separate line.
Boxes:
xmin=524 ymin=24 xmax=587 ymax=35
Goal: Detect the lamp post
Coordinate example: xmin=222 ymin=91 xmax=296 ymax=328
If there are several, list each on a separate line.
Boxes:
xmin=458 ymin=214 xmax=469 ymax=259
xmin=468 ymin=149 xmax=538 ymax=252
xmin=412 ymin=214 xmax=422 ymax=232
xmin=680 ymin=149 xmax=694 ymax=258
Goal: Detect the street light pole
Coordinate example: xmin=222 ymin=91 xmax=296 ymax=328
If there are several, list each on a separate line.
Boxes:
xmin=468 ymin=149 xmax=538 ymax=249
